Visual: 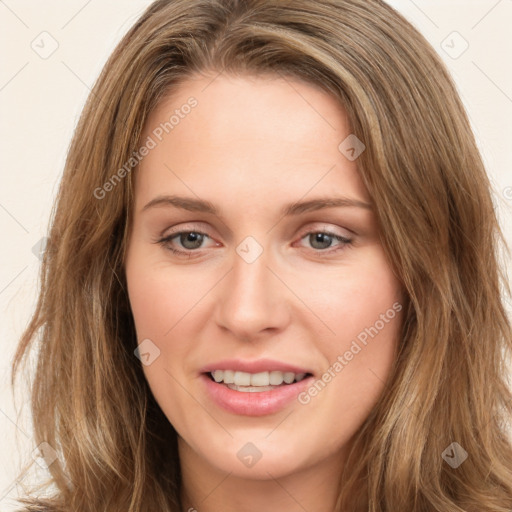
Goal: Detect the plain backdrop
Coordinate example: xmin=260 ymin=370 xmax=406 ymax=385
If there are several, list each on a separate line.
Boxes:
xmin=1 ymin=0 xmax=511 ymax=509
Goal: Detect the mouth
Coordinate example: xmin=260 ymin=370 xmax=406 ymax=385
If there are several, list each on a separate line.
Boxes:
xmin=201 ymin=368 xmax=315 ymax=416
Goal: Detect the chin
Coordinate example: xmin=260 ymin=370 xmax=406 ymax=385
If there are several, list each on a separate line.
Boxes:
xmin=181 ymin=432 xmax=313 ymax=480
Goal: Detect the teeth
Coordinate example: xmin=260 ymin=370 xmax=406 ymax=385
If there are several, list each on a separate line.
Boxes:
xmin=223 ymin=369 xmax=235 ymax=384
xmin=269 ymin=371 xmax=284 ymax=385
xmin=250 ymin=371 xmax=269 ymax=386
xmin=210 ymin=369 xmax=309 ymax=387
xmin=234 ymin=371 xmax=251 ymax=386
xmin=283 ymin=372 xmax=295 ymax=384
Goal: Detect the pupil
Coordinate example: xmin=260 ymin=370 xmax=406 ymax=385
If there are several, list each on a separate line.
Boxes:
xmin=181 ymin=232 xmax=203 ymax=249
xmin=311 ymin=233 xmax=332 ymax=250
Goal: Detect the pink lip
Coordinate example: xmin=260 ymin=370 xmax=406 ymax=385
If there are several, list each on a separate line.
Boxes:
xmin=200 ymin=373 xmax=315 ymax=416
xmin=200 ymin=358 xmax=312 ymax=375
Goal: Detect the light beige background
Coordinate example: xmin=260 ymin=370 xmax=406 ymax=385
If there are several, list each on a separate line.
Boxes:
xmin=1 ymin=0 xmax=511 ymax=508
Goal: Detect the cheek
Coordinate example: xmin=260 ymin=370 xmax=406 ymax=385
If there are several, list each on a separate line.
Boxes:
xmin=125 ymin=248 xmax=205 ymax=339
xmin=125 ymin=258 xmax=202 ymax=422
xmin=300 ymin=248 xmax=403 ymax=412
xmin=127 ymin=272 xmax=180 ymax=334
xmin=125 ymin=249 xmax=216 ymax=396
xmin=304 ymin=248 xmax=403 ymax=347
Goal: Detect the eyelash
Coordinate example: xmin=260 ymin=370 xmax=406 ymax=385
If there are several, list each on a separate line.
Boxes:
xmin=155 ymin=229 xmax=353 ymax=257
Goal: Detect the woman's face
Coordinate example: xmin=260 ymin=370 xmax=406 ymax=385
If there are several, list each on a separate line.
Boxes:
xmin=125 ymin=72 xmax=404 ymax=482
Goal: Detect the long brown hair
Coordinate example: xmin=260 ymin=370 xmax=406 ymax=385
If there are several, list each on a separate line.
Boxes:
xmin=11 ymin=0 xmax=512 ymax=510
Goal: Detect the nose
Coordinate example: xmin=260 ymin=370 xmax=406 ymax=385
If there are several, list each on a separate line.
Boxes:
xmin=213 ymin=245 xmax=291 ymax=341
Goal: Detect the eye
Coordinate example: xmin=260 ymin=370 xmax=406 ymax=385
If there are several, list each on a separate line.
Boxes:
xmin=156 ymin=230 xmax=216 ymax=257
xmin=297 ymin=230 xmax=353 ymax=254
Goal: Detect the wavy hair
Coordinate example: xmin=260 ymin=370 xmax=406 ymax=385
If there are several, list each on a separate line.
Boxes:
xmin=11 ymin=0 xmax=512 ymax=510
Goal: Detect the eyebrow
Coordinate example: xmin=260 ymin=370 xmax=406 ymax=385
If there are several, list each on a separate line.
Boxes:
xmin=141 ymin=194 xmax=372 ymax=216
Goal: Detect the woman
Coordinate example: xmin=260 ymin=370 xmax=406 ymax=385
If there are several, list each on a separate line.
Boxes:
xmin=11 ymin=0 xmax=512 ymax=510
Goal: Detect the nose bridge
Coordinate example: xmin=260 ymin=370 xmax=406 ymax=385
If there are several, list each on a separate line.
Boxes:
xmin=232 ymin=243 xmax=271 ymax=301
xmin=214 ymin=237 xmax=289 ymax=338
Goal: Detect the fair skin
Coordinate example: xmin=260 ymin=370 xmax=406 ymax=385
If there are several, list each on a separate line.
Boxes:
xmin=125 ymin=72 xmax=404 ymax=512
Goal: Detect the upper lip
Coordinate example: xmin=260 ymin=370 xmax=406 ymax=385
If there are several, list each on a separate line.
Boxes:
xmin=200 ymin=358 xmax=313 ymax=375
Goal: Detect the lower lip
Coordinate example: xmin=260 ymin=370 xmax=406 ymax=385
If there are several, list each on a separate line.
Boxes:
xmin=200 ymin=373 xmax=314 ymax=416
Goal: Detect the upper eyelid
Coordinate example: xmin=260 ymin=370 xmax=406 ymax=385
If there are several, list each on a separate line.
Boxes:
xmin=162 ymin=221 xmax=354 ymax=237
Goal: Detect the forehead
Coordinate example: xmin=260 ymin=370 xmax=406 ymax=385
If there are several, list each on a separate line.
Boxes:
xmin=134 ymin=73 xmax=370 ymax=210
xmin=145 ymin=74 xmax=348 ymax=139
